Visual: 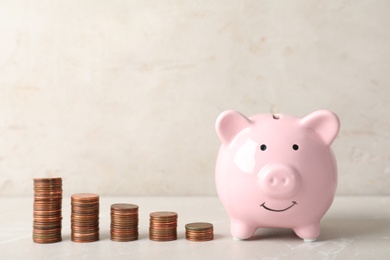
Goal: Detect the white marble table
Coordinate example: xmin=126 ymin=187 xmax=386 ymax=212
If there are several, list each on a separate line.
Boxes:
xmin=0 ymin=196 xmax=389 ymax=259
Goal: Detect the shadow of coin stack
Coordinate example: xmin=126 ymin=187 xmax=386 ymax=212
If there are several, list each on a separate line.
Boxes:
xmin=71 ymin=193 xmax=99 ymax=243
xmin=149 ymin=211 xmax=178 ymax=241
xmin=110 ymin=203 xmax=139 ymax=242
xmin=185 ymin=222 xmax=214 ymax=242
xmin=33 ymin=177 xmax=63 ymax=243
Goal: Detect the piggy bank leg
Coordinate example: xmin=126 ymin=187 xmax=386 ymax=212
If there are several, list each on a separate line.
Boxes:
xmin=230 ymin=219 xmax=256 ymax=240
xmin=293 ymin=223 xmax=320 ymax=242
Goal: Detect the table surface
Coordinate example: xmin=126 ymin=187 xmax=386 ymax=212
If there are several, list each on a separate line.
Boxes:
xmin=0 ymin=196 xmax=389 ymax=260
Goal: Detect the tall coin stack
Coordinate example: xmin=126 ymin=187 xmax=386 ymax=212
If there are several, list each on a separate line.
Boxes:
xmin=110 ymin=203 xmax=139 ymax=242
xmin=33 ymin=177 xmax=63 ymax=243
xmin=185 ymin=222 xmax=214 ymax=242
xmin=149 ymin=211 xmax=178 ymax=241
xmin=71 ymin=193 xmax=100 ymax=243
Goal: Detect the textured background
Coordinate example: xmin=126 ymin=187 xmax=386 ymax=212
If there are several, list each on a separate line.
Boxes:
xmin=0 ymin=0 xmax=389 ymax=196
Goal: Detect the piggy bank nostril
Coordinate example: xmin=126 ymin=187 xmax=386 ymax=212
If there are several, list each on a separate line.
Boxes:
xmin=258 ymin=164 xmax=300 ymax=199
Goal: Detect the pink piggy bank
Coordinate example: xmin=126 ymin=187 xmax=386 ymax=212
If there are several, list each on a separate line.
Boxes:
xmin=215 ymin=110 xmax=340 ymax=242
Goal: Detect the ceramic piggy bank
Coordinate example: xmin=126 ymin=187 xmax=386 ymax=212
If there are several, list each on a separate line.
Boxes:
xmin=215 ymin=110 xmax=340 ymax=241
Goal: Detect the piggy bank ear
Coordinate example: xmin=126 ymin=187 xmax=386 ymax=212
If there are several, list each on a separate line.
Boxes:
xmin=301 ymin=110 xmax=340 ymax=145
xmin=216 ymin=110 xmax=251 ymax=145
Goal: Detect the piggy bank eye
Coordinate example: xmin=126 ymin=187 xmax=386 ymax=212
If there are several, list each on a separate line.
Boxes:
xmin=292 ymin=144 xmax=299 ymax=151
xmin=260 ymin=144 xmax=267 ymax=151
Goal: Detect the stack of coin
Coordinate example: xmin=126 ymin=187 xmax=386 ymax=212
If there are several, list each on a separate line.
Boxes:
xmin=149 ymin=211 xmax=178 ymax=241
xmin=71 ymin=193 xmax=99 ymax=243
xmin=185 ymin=222 xmax=214 ymax=242
xmin=33 ymin=177 xmax=63 ymax=243
xmin=110 ymin=203 xmax=139 ymax=242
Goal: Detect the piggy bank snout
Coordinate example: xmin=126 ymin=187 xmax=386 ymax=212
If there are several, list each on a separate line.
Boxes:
xmin=258 ymin=164 xmax=301 ymax=199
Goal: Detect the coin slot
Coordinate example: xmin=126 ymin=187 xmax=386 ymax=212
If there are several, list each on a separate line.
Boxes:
xmin=273 ymin=114 xmax=280 ymax=120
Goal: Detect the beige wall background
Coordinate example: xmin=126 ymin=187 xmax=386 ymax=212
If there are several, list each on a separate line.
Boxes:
xmin=0 ymin=0 xmax=389 ymax=196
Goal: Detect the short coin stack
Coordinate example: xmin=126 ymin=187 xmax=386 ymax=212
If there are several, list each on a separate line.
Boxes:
xmin=33 ymin=177 xmax=63 ymax=243
xmin=110 ymin=203 xmax=139 ymax=242
xmin=185 ymin=222 xmax=214 ymax=242
xmin=149 ymin=211 xmax=178 ymax=241
xmin=71 ymin=193 xmax=100 ymax=243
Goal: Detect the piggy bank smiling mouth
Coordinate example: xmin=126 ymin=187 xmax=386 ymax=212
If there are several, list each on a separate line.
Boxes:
xmin=260 ymin=201 xmax=298 ymax=212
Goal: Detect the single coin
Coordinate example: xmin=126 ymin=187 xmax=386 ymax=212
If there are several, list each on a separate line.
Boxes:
xmin=185 ymin=222 xmax=213 ymax=231
xmin=150 ymin=211 xmax=177 ymax=218
xmin=111 ymin=203 xmax=138 ymax=211
xmin=33 ymin=177 xmax=62 ymax=183
xmin=71 ymin=193 xmax=99 ymax=201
